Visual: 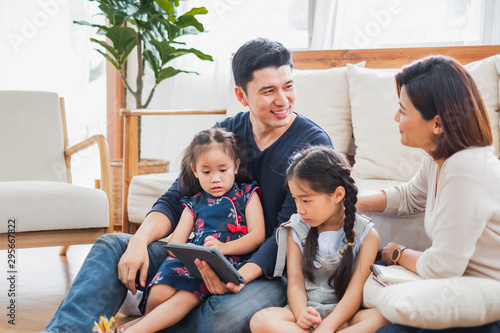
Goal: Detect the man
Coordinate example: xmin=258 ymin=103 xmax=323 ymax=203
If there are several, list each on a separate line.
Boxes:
xmin=44 ymin=38 xmax=332 ymax=333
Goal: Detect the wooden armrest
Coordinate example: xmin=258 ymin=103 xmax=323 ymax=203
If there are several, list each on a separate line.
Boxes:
xmin=120 ymin=108 xmax=226 ymax=117
xmin=65 ymin=134 xmax=114 ymax=232
xmin=121 ymin=108 xmax=227 ymax=233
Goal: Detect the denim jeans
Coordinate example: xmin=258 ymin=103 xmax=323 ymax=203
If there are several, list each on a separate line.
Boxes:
xmin=377 ymin=322 xmax=500 ymax=333
xmin=44 ymin=233 xmax=287 ymax=333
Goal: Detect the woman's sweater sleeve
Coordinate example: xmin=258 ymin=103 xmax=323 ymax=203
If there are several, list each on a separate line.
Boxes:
xmin=384 ymin=155 xmax=430 ymax=215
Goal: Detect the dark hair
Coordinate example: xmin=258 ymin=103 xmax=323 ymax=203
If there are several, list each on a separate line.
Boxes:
xmin=232 ymin=37 xmax=293 ymax=93
xmin=179 ymin=128 xmax=250 ymax=197
xmin=396 ymin=55 xmax=493 ymax=160
xmin=285 ymin=146 xmax=358 ymax=300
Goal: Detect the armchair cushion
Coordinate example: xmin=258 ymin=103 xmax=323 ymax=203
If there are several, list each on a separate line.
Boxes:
xmin=0 ymin=181 xmax=109 ymax=233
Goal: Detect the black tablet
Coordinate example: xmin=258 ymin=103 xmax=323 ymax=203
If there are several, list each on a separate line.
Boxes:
xmin=165 ymin=242 xmax=246 ymax=285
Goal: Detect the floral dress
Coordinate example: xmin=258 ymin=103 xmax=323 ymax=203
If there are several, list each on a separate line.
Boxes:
xmin=139 ymin=182 xmax=260 ymax=312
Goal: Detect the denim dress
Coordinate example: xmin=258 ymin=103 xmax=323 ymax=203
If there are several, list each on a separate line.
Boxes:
xmin=275 ymin=213 xmax=373 ymax=318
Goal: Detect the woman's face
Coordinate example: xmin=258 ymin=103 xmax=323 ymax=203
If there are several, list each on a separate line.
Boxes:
xmin=395 ymin=86 xmax=440 ymax=154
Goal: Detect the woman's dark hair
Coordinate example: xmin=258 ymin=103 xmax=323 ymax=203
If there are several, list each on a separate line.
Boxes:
xmin=232 ymin=37 xmax=293 ymax=94
xmin=396 ymin=55 xmax=492 ymax=160
xmin=179 ymin=128 xmax=250 ymax=197
xmin=285 ymin=145 xmax=358 ymax=299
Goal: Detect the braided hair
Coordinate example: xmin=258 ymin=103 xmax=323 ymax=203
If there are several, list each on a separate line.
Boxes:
xmin=285 ymin=145 xmax=358 ymax=299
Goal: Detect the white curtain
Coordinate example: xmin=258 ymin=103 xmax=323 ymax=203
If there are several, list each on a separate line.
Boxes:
xmin=0 ymin=1 xmax=107 ymax=187
xmin=310 ymin=0 xmax=500 ymax=50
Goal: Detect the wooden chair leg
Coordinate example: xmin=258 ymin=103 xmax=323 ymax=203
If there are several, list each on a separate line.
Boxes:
xmin=59 ymin=245 xmax=69 ymax=256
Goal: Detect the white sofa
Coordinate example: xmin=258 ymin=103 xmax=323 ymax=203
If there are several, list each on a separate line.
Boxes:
xmin=124 ymin=46 xmax=500 ymax=251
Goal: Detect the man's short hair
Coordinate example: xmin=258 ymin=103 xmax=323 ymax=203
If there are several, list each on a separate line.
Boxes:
xmin=232 ymin=38 xmax=293 ymax=93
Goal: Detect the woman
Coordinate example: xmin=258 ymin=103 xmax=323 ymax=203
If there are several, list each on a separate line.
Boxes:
xmin=357 ymin=55 xmax=500 ymax=332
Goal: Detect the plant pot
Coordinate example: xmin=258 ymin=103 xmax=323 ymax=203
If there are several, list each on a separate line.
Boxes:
xmin=111 ymin=158 xmax=169 ymax=230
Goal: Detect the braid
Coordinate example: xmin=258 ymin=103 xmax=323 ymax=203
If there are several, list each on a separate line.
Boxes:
xmin=330 ymin=180 xmax=358 ymax=299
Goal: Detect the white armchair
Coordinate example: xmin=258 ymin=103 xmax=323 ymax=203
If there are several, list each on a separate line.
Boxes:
xmin=0 ymin=91 xmax=114 ymax=254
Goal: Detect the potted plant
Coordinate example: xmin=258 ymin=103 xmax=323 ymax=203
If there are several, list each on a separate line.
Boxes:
xmin=75 ymin=0 xmax=213 ymax=110
xmin=75 ymin=0 xmax=213 ymax=229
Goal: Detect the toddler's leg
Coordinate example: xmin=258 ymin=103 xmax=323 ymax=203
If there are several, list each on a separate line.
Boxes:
xmin=126 ymin=286 xmax=201 ymax=333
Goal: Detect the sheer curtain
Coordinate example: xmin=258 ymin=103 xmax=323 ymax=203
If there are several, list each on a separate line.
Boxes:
xmin=309 ymin=0 xmax=500 ymax=50
xmin=0 ymin=1 xmax=107 ymax=187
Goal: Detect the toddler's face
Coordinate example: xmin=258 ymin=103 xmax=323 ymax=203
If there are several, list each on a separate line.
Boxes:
xmin=192 ymin=146 xmax=239 ymax=197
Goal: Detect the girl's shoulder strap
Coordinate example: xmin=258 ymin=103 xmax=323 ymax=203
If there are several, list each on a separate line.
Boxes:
xmin=273 ymin=214 xmax=308 ymax=277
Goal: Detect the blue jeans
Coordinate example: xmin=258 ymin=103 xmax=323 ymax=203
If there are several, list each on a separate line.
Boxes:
xmin=44 ymin=233 xmax=287 ymax=333
xmin=377 ymin=322 xmax=500 ymax=333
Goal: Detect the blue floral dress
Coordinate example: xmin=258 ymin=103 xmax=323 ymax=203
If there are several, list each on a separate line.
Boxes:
xmin=139 ymin=182 xmax=260 ymax=312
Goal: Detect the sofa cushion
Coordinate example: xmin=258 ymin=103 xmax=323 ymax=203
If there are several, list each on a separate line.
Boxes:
xmin=464 ymin=55 xmax=500 ymax=158
xmin=0 ymin=181 xmax=109 ymax=233
xmin=363 ymin=275 xmax=500 ymax=329
xmin=127 ymin=172 xmax=178 ymax=223
xmin=227 ymin=63 xmax=365 ymax=155
xmin=347 ymin=64 xmax=426 ymax=181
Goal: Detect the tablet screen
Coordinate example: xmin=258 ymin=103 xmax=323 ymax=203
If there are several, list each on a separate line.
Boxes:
xmin=165 ymin=243 xmax=246 ymax=285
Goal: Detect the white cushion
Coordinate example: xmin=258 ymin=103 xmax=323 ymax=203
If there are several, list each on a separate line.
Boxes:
xmin=347 ymin=64 xmax=426 ymax=181
xmin=127 ymin=172 xmax=178 ymax=223
xmin=0 ymin=181 xmax=109 ymax=233
xmin=227 ymin=64 xmax=365 ymax=155
xmin=464 ymin=55 xmax=500 ymax=158
xmin=363 ymin=275 xmax=500 ymax=329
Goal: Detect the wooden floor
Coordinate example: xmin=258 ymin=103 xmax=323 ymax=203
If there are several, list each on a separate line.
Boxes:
xmin=0 ymin=244 xmax=134 ymax=333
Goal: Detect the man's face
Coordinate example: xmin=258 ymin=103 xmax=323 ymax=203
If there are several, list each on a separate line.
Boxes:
xmin=236 ymin=65 xmax=296 ymax=131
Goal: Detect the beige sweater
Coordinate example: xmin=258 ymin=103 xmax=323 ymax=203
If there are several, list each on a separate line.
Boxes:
xmin=384 ymin=146 xmax=500 ymax=281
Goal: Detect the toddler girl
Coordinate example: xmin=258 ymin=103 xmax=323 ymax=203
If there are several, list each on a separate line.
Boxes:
xmin=126 ymin=128 xmax=265 ymax=333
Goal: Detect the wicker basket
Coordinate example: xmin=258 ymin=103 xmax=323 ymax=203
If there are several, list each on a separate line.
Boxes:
xmin=111 ymin=158 xmax=169 ymax=230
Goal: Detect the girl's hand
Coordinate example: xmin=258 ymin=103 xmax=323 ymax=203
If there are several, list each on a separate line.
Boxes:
xmin=296 ymin=306 xmax=322 ymax=330
xmin=204 ymin=236 xmax=227 ymax=254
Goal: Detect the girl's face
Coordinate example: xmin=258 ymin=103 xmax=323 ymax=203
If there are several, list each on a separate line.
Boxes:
xmin=395 ymin=86 xmax=440 ymax=154
xmin=288 ymin=178 xmax=345 ymax=232
xmin=191 ymin=145 xmax=239 ymax=197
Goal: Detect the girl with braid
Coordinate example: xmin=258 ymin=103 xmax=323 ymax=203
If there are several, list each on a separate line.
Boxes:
xmin=250 ymin=146 xmax=387 ymax=333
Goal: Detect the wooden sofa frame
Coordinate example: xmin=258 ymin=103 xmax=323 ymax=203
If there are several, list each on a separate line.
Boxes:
xmin=121 ymin=45 xmax=500 ymax=233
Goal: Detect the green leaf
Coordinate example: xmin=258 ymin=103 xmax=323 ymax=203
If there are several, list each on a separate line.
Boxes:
xmin=96 ymin=49 xmax=121 ymax=70
xmin=176 ymin=7 xmax=207 ymax=32
xmin=143 ymin=49 xmax=160 ymax=75
xmin=157 ymin=66 xmax=196 ymax=84
xmin=154 ymin=0 xmax=175 ymax=14
xmin=90 ymin=38 xmax=119 ymax=59
xmin=106 ymin=26 xmax=137 ymax=55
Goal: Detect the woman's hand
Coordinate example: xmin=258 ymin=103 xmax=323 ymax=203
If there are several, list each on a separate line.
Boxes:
xmin=194 ymin=259 xmax=245 ymax=294
xmin=203 ymin=235 xmax=227 ymax=254
xmin=118 ymin=238 xmax=150 ymax=295
xmin=296 ymin=306 xmax=322 ymax=330
xmin=381 ymin=242 xmax=400 ymax=265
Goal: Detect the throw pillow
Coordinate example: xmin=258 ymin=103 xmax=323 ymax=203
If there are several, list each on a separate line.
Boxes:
xmin=347 ymin=64 xmax=425 ymax=181
xmin=363 ymin=274 xmax=500 ymax=329
xmin=464 ymin=55 xmax=500 ymax=158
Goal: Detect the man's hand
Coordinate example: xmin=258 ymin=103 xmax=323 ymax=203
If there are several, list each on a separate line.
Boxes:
xmin=117 ymin=238 xmax=150 ymax=295
xmin=296 ymin=306 xmax=321 ymax=329
xmin=194 ymin=259 xmax=245 ymax=294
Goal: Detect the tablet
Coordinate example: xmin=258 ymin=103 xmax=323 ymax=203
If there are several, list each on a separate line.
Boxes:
xmin=165 ymin=242 xmax=246 ymax=285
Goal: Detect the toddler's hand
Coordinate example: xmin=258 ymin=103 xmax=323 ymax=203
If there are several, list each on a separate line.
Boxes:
xmin=296 ymin=306 xmax=322 ymax=329
xmin=204 ymin=236 xmax=226 ymax=254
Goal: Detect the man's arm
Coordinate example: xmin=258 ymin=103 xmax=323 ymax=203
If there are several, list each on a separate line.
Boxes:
xmin=117 ymin=178 xmax=185 ymax=294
